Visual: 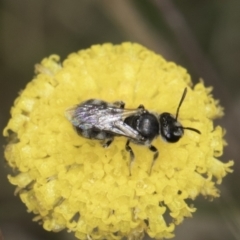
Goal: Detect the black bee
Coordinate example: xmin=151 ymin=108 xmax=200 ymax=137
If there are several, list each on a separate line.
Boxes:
xmin=66 ymin=88 xmax=200 ymax=175
xmin=124 ymin=88 xmax=201 ymax=174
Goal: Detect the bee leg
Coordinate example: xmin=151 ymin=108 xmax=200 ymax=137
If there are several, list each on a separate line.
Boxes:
xmin=137 ymin=104 xmax=145 ymax=110
xmin=125 ymin=140 xmax=135 ymax=176
xmin=137 ymin=104 xmax=147 ymax=114
xmin=113 ymin=101 xmax=125 ymax=109
xmin=102 ymin=138 xmax=114 ymax=148
xmin=148 ymin=145 xmax=159 ymax=175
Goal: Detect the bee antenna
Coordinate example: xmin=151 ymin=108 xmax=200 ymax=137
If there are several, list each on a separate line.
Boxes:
xmin=182 ymin=127 xmax=201 ymax=134
xmin=175 ymin=88 xmax=188 ymax=120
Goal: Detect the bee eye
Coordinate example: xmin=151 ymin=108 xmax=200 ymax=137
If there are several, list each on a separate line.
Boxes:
xmin=165 ymin=127 xmax=184 ymax=143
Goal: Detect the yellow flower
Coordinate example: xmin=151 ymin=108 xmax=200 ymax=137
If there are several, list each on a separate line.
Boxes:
xmin=3 ymin=43 xmax=233 ymax=240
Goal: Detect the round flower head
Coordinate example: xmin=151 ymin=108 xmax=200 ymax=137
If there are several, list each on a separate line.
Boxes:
xmin=3 ymin=43 xmax=233 ymax=240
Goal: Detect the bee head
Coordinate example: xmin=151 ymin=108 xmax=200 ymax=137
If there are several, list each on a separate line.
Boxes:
xmin=159 ymin=88 xmax=201 ymax=143
xmin=159 ymin=113 xmax=184 ymax=142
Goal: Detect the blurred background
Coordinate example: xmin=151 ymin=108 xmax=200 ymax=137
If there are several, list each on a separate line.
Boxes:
xmin=0 ymin=0 xmax=240 ymax=239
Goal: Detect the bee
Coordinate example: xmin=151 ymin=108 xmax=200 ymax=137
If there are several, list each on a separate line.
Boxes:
xmin=66 ymin=88 xmax=200 ymax=175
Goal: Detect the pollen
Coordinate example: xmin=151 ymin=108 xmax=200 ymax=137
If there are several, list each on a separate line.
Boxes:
xmin=3 ymin=43 xmax=233 ymax=240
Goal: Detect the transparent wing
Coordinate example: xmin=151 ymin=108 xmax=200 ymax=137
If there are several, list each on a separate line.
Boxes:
xmin=65 ymin=100 xmax=145 ymax=140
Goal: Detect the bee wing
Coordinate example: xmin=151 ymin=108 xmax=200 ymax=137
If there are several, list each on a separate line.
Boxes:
xmin=112 ymin=120 xmax=143 ymax=141
xmin=101 ymin=107 xmax=145 ymax=140
xmin=121 ymin=108 xmax=144 ymax=118
xmin=65 ymin=106 xmax=83 ymax=127
xmin=65 ymin=104 xmax=144 ymax=140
